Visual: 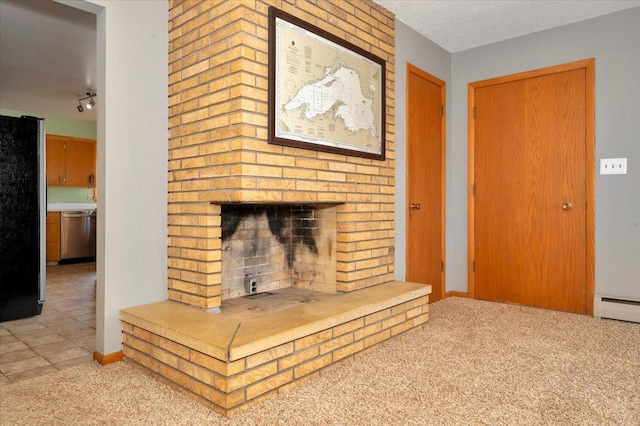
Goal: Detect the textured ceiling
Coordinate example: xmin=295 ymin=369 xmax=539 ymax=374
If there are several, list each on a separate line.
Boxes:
xmin=1 ymin=1 xmax=640 ymax=121
xmin=373 ymin=0 xmax=640 ymax=52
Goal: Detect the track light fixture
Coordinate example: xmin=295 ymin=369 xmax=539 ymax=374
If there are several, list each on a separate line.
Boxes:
xmin=76 ymin=92 xmax=96 ymax=113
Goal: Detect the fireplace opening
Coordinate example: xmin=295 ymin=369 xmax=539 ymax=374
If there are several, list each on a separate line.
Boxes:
xmin=220 ymin=204 xmax=337 ymax=302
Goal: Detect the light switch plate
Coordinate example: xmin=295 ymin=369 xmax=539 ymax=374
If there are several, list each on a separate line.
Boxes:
xmin=600 ymin=158 xmax=627 ymax=175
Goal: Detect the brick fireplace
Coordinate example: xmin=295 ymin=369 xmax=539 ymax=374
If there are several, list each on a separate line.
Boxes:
xmin=165 ymin=0 xmax=397 ymax=311
xmin=119 ymin=0 xmax=431 ymax=417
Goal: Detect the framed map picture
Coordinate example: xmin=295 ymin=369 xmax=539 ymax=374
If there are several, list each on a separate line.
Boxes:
xmin=268 ymin=7 xmax=386 ymax=160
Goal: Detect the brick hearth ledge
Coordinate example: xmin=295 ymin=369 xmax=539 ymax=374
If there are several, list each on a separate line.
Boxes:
xmin=119 ymin=281 xmax=431 ymax=416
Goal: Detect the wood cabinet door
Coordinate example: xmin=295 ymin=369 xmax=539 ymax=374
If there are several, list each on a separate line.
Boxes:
xmin=64 ymin=139 xmax=96 ymax=188
xmin=46 ymin=212 xmax=60 ymax=263
xmin=46 ymin=135 xmax=66 ymax=186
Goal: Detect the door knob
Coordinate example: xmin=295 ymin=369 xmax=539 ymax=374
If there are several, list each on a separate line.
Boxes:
xmin=410 ymin=203 xmax=421 ymax=210
xmin=562 ymin=202 xmax=573 ymax=210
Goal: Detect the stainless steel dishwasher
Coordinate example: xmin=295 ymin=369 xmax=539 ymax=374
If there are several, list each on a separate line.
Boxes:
xmin=60 ymin=210 xmax=96 ymax=260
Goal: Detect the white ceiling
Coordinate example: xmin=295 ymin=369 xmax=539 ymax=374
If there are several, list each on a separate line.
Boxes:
xmin=374 ymin=0 xmax=640 ymax=52
xmin=1 ymin=1 xmax=639 ymax=122
xmin=0 ymin=0 xmax=96 ymax=121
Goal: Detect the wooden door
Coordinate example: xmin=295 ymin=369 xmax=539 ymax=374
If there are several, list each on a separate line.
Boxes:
xmin=65 ymin=139 xmax=96 ymax=187
xmin=406 ymin=64 xmax=446 ymax=302
xmin=469 ymin=60 xmax=595 ymax=314
xmin=46 ymin=135 xmax=66 ymax=186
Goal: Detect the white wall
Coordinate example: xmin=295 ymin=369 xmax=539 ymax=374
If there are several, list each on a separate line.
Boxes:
xmin=62 ymin=0 xmax=168 ymax=355
xmin=394 ymin=21 xmax=451 ymax=282
xmin=395 ymin=8 xmax=640 ymax=302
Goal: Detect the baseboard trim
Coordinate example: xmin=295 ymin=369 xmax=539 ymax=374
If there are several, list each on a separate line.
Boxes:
xmin=446 ymin=291 xmax=469 ymax=298
xmin=594 ymin=295 xmax=640 ymax=323
xmin=93 ymin=350 xmax=124 ymax=365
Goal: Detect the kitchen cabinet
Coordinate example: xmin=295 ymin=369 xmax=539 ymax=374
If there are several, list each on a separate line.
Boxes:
xmin=46 ymin=136 xmax=66 ymax=186
xmin=46 ymin=211 xmax=61 ymax=263
xmin=46 ymin=135 xmax=96 ymax=187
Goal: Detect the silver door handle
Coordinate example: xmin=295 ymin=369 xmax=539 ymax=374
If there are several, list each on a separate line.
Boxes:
xmin=562 ymin=202 xmax=573 ymax=210
xmin=410 ymin=203 xmax=421 ymax=210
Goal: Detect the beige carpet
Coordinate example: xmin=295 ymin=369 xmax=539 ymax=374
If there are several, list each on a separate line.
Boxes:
xmin=1 ymin=297 xmax=639 ymax=425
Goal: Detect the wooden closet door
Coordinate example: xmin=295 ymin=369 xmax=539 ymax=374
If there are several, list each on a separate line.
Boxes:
xmin=472 ymin=66 xmax=588 ymax=313
xmin=406 ymin=64 xmax=445 ymax=302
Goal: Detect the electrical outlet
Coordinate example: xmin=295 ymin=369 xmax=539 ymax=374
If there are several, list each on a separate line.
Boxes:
xmin=244 ymin=275 xmax=257 ymax=295
xmin=600 ymin=158 xmax=627 ymax=175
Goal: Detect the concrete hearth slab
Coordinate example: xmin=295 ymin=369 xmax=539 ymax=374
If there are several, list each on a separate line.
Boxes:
xmin=119 ymin=281 xmax=431 ymax=363
xmin=220 ymin=287 xmax=337 ymax=320
xmin=229 ymin=281 xmax=430 ymax=360
xmin=119 ymin=301 xmax=240 ymax=361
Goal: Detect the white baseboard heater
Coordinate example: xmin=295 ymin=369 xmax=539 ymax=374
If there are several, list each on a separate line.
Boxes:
xmin=594 ymin=295 xmax=640 ymax=323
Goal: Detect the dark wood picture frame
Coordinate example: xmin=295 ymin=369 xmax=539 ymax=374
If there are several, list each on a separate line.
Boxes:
xmin=268 ymin=7 xmax=386 ymax=161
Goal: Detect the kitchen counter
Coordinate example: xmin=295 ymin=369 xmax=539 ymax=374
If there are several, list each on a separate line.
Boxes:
xmin=47 ymin=203 xmax=97 ymax=212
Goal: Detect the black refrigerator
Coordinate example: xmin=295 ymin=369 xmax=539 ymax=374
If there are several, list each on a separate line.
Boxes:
xmin=0 ymin=115 xmax=46 ymax=321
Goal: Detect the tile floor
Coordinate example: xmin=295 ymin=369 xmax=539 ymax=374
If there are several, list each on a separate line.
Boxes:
xmin=0 ymin=262 xmax=96 ymax=385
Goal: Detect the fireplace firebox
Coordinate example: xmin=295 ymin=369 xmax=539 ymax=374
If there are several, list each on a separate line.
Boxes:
xmin=220 ymin=204 xmax=337 ymax=301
